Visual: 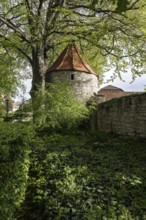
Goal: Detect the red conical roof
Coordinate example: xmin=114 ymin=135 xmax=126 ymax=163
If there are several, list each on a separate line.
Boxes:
xmin=47 ymin=43 xmax=97 ymax=75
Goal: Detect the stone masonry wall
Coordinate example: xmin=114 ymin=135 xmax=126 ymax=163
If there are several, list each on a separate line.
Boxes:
xmin=46 ymin=71 xmax=98 ymax=100
xmin=94 ymin=93 xmax=146 ymax=138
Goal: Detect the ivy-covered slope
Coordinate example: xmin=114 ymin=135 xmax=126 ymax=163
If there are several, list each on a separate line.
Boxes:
xmin=20 ymin=132 xmax=146 ymax=220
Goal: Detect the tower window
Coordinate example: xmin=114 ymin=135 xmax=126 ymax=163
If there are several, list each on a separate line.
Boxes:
xmin=71 ymin=73 xmax=75 ymax=80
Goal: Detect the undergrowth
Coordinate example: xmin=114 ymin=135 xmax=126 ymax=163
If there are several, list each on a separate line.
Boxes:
xmin=18 ymin=130 xmax=146 ymax=220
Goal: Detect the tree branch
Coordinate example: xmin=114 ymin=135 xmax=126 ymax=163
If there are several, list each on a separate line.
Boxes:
xmin=0 ymin=33 xmax=32 ymax=64
xmin=128 ymin=0 xmax=140 ymax=9
xmin=38 ymin=0 xmax=44 ymax=16
xmin=24 ymin=0 xmax=31 ymax=11
xmin=0 ymin=16 xmax=31 ymax=44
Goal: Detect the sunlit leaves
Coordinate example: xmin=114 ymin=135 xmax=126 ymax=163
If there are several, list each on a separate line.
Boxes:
xmin=0 ymin=47 xmax=31 ymax=97
xmin=0 ymin=0 xmax=145 ymax=92
xmin=33 ymin=82 xmax=89 ymax=129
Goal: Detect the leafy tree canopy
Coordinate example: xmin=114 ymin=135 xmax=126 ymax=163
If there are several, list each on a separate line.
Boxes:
xmin=91 ymin=0 xmax=133 ymax=12
xmin=0 ymin=47 xmax=31 ymax=97
xmin=0 ymin=0 xmax=145 ymax=96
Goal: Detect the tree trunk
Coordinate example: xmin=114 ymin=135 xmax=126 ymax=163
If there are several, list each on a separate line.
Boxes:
xmin=30 ymin=47 xmax=48 ymax=99
xmin=30 ymin=46 xmax=49 ymax=123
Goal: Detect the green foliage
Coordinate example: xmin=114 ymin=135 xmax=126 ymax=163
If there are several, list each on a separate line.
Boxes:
xmin=0 ymin=47 xmax=30 ymax=97
xmin=116 ymin=0 xmax=129 ymax=12
xmin=0 ymin=123 xmax=33 ymax=220
xmin=14 ymin=100 xmax=33 ymax=122
xmin=0 ymin=49 xmax=17 ymax=95
xmin=33 ymin=82 xmax=89 ymax=129
xmin=19 ymin=132 xmax=146 ymax=219
xmin=0 ymin=0 xmax=145 ymax=93
xmin=0 ymin=98 xmax=6 ymax=120
xmin=91 ymin=0 xmax=130 ymax=12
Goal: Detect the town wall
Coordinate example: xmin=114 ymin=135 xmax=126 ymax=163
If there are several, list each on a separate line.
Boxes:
xmin=94 ymin=92 xmax=146 ymax=138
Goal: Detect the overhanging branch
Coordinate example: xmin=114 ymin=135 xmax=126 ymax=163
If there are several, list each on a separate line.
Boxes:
xmin=0 ymin=16 xmax=31 ymax=44
xmin=0 ymin=33 xmax=32 ymax=64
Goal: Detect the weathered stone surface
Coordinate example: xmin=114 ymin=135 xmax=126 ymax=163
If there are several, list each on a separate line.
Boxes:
xmin=94 ymin=93 xmax=146 ymax=138
xmin=46 ymin=71 xmax=98 ymax=100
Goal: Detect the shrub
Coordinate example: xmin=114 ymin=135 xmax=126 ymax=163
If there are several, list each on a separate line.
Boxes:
xmin=33 ymin=82 xmax=89 ymax=129
xmin=0 ymin=98 xmax=6 ymax=120
xmin=0 ymin=122 xmax=32 ymax=220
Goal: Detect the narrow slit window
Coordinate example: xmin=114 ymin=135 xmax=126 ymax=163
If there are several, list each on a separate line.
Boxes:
xmin=71 ymin=73 xmax=74 ymax=80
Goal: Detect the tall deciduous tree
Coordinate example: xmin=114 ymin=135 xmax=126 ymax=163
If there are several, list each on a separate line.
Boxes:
xmin=0 ymin=0 xmax=145 ymax=99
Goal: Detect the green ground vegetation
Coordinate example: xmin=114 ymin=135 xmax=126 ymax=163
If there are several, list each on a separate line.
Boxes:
xmin=1 ymin=84 xmax=146 ymax=219
xmin=17 ymin=130 xmax=146 ymax=220
xmin=1 ymin=122 xmax=146 ymax=219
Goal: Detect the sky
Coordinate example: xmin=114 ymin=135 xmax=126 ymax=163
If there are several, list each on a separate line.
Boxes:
xmin=100 ymin=71 xmax=146 ymax=91
xmin=22 ymin=71 xmax=146 ymax=100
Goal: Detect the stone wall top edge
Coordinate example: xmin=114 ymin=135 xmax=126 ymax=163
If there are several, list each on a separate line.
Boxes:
xmin=97 ymin=92 xmax=146 ymax=108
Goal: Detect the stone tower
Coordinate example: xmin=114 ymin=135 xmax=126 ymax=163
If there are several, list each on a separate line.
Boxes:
xmin=46 ymin=43 xmax=98 ymax=100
